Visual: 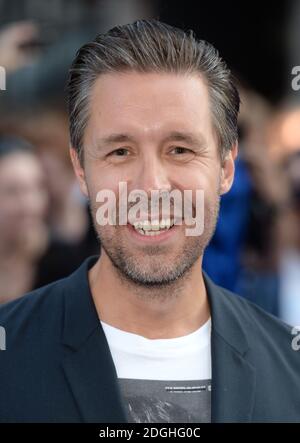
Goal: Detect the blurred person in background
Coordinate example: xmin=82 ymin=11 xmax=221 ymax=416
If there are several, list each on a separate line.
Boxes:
xmin=0 ymin=136 xmax=49 ymax=303
xmin=0 ymin=134 xmax=98 ymax=304
xmin=204 ymin=85 xmax=290 ymax=316
xmin=1 ymin=105 xmax=91 ymax=244
xmin=0 ymin=20 xmax=40 ymax=73
xmin=278 ymin=150 xmax=300 ymax=325
xmin=232 ymin=89 xmax=288 ymax=316
xmin=266 ymin=104 xmax=300 ymax=325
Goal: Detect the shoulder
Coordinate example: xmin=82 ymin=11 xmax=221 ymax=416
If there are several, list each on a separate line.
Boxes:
xmin=214 ymin=284 xmax=298 ymax=359
xmin=221 ymin=284 xmax=291 ymax=331
xmin=0 ymin=256 xmax=96 ymax=350
xmin=217 ymin=283 xmax=292 ymax=333
xmin=0 ymin=276 xmax=69 ymax=347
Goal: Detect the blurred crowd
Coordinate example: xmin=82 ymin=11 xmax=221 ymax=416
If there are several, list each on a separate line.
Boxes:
xmin=0 ymin=0 xmax=299 ymax=325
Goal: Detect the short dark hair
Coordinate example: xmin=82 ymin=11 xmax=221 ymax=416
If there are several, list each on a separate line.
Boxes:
xmin=67 ymin=19 xmax=240 ymax=163
xmin=0 ymin=135 xmax=34 ymax=159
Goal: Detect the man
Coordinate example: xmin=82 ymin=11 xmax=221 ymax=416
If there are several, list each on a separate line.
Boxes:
xmin=0 ymin=20 xmax=299 ymax=423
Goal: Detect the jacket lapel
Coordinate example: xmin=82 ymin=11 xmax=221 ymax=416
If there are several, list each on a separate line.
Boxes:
xmin=210 ymin=332 xmax=256 ymax=422
xmin=61 ymin=256 xmax=128 ymax=423
xmin=203 ymin=272 xmax=256 ymax=422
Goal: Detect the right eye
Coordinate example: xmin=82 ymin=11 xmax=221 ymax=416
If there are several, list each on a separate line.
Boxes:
xmin=108 ymin=148 xmax=129 ymax=156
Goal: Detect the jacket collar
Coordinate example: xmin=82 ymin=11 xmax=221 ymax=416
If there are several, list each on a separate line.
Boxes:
xmin=203 ymin=271 xmax=256 ymax=422
xmin=62 ymin=255 xmax=100 ymax=350
xmin=203 ymin=271 xmax=250 ymax=357
xmin=62 ymin=255 xmax=256 ymax=423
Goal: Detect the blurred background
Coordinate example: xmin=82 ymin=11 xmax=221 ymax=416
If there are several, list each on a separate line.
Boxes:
xmin=0 ymin=0 xmax=300 ymax=325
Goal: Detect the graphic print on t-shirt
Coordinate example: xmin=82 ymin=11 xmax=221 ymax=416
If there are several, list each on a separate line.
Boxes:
xmin=118 ymin=378 xmax=211 ymax=423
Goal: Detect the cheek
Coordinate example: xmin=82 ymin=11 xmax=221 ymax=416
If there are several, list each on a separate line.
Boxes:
xmin=87 ymin=165 xmax=125 ymax=194
xmin=183 ymin=173 xmax=218 ymax=198
xmin=186 ymin=174 xmax=220 ymax=217
xmin=1 ymin=200 xmax=21 ymax=218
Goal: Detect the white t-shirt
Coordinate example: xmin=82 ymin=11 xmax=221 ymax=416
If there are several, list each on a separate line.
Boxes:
xmin=100 ymin=318 xmax=212 ymax=380
xmin=100 ymin=317 xmax=212 ymax=423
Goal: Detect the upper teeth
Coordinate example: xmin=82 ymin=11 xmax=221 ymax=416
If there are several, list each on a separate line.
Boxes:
xmin=133 ymin=219 xmax=173 ymax=231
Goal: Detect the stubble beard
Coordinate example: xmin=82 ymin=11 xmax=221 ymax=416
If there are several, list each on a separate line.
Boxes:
xmin=89 ymin=187 xmax=221 ymax=300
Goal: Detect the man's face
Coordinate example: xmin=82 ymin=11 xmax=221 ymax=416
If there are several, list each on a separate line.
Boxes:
xmin=71 ymin=72 xmax=236 ymax=286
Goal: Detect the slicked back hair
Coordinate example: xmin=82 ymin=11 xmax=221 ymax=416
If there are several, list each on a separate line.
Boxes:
xmin=67 ymin=19 xmax=240 ymax=164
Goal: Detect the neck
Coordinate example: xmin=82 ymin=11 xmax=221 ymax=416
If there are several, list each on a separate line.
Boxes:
xmin=89 ymin=250 xmax=210 ymax=339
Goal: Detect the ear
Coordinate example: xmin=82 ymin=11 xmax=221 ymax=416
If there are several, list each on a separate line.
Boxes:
xmin=69 ymin=146 xmax=88 ymax=197
xmin=220 ymin=142 xmax=238 ymax=195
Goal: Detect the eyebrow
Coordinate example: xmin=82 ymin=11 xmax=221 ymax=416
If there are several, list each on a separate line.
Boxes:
xmin=162 ymin=131 xmax=206 ymax=147
xmin=94 ymin=133 xmax=135 ymax=149
xmin=94 ymin=131 xmax=206 ymax=149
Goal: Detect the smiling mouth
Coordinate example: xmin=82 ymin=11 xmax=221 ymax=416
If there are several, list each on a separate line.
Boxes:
xmin=130 ymin=219 xmax=176 ymax=236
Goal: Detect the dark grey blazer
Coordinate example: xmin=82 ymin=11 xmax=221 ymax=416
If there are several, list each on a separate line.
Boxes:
xmin=0 ymin=256 xmax=299 ymax=422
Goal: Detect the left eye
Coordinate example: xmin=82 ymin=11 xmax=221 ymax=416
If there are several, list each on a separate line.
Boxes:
xmin=171 ymin=147 xmax=193 ymax=154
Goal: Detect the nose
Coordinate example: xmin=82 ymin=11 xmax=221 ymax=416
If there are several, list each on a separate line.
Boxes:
xmin=132 ymin=153 xmax=171 ymax=195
